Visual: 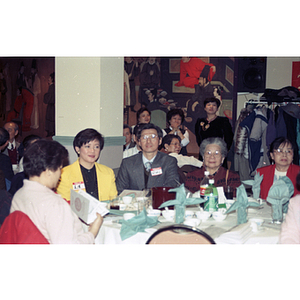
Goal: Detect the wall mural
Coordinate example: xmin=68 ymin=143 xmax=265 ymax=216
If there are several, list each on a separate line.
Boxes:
xmin=124 ymin=57 xmax=235 ymax=135
xmin=0 ymin=57 xmax=55 ymax=137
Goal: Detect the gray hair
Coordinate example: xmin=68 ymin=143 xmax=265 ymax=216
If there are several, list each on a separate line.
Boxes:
xmin=199 ymin=137 xmax=228 ymax=158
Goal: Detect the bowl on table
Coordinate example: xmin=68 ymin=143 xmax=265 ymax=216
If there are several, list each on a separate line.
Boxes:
xmin=212 ymin=211 xmax=227 ymax=222
xmin=184 ymin=218 xmax=201 ymax=227
xmin=196 ymin=211 xmax=211 ymax=222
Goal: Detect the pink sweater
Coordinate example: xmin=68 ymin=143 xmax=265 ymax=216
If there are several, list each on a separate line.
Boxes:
xmin=10 ymin=180 xmax=94 ymax=244
xmin=279 ymin=195 xmax=300 ymax=244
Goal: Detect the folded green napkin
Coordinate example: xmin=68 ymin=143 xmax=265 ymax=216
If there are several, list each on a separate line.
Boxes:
xmin=266 ymin=176 xmax=294 ymax=221
xmin=158 ymin=184 xmax=207 ymax=224
xmin=119 ymin=208 xmax=158 ymax=240
xmin=242 ymin=172 xmax=263 ymax=199
xmin=226 ymin=184 xmax=261 ymax=224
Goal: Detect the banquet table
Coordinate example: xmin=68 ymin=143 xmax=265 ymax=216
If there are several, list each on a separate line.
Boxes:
xmin=88 ymin=201 xmax=282 ymax=245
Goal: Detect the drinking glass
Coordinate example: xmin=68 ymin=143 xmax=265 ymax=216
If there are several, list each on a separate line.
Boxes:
xmin=271 ymin=204 xmax=283 ymax=224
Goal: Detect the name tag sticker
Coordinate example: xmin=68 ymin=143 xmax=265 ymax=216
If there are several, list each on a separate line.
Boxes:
xmin=151 ymin=167 xmax=162 ymax=176
xmin=72 ymin=181 xmax=85 ymax=191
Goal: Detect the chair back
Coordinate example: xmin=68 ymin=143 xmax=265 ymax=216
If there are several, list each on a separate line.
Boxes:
xmin=0 ymin=211 xmax=49 ymax=244
xmin=146 ymin=224 xmax=215 ymax=244
xmin=151 ymin=109 xmax=166 ymax=130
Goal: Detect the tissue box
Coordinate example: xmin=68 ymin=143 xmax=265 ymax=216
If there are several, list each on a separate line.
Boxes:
xmin=70 ymin=189 xmax=109 ymax=224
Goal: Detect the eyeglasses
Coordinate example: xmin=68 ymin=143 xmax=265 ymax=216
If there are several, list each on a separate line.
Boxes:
xmin=141 ymin=134 xmax=158 ymax=141
xmin=274 ymin=148 xmax=293 ymax=155
xmin=204 ymin=150 xmax=221 ymax=157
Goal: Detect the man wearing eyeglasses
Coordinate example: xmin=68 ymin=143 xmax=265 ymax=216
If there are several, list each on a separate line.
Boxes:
xmin=116 ymin=123 xmax=180 ymax=194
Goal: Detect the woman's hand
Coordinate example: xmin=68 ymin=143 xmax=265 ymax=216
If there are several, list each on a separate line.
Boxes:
xmin=88 ymin=213 xmax=103 ymax=238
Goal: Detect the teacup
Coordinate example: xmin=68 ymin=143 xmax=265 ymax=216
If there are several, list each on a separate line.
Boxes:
xmin=123 ymin=213 xmax=135 ymax=221
xmin=122 ymin=196 xmax=133 ymax=205
xmin=119 ymin=203 xmax=127 ymax=211
xmin=185 ymin=210 xmax=194 ymax=219
xmin=162 ymin=209 xmax=175 ymax=221
xmin=196 ymin=211 xmax=211 ymax=221
xmin=249 ymin=218 xmax=264 ymax=227
xmin=212 ymin=211 xmax=227 ymax=222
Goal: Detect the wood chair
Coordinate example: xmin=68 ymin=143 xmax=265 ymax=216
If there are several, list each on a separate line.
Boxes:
xmin=146 ymin=224 xmax=215 ymax=244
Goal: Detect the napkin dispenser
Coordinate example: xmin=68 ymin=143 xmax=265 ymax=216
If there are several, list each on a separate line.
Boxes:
xmin=151 ymin=187 xmax=176 ymax=209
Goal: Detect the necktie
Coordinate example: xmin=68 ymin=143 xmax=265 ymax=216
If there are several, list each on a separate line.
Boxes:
xmin=145 ymin=162 xmax=152 ymax=172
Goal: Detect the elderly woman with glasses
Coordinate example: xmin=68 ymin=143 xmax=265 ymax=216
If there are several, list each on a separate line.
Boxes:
xmin=184 ymin=137 xmax=241 ymax=194
xmin=256 ymin=137 xmax=300 ymax=200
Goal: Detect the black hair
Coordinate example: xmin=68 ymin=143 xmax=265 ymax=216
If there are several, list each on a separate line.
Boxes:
xmin=73 ymin=128 xmax=104 ymax=155
xmin=166 ymin=108 xmax=185 ymax=125
xmin=136 ymin=107 xmax=151 ymax=124
xmin=23 ymin=140 xmax=68 ymax=177
xmin=136 ymin=123 xmax=163 ymax=140
xmin=204 ymin=97 xmax=221 ymax=109
xmin=123 ymin=124 xmax=132 ymax=135
xmin=269 ymin=137 xmax=294 ymax=153
xmin=133 ymin=123 xmax=147 ymax=136
xmin=0 ymin=128 xmax=9 ymax=147
xmin=22 ymin=134 xmax=42 ymax=149
xmin=162 ymin=134 xmax=181 ymax=149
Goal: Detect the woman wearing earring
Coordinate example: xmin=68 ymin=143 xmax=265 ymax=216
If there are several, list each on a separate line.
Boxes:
xmin=56 ymin=128 xmax=118 ymax=202
xmin=195 ymin=97 xmax=233 ymax=162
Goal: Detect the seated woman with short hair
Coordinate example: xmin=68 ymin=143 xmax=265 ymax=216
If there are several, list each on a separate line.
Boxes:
xmin=256 ymin=137 xmax=300 ymax=200
xmin=161 ymin=134 xmax=202 ymax=169
xmin=184 ymin=137 xmax=241 ymax=194
xmin=56 ymin=128 xmax=118 ymax=202
xmin=10 ymin=139 xmax=103 ymax=244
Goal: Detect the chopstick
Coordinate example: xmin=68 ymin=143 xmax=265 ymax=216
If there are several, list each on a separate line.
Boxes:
xmin=225 ymin=169 xmax=229 ymax=186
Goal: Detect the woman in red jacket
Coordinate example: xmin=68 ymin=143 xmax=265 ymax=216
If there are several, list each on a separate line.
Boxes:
xmin=256 ymin=137 xmax=300 ymax=200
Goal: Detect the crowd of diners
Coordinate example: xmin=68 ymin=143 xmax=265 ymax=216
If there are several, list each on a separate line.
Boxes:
xmin=1 ymin=97 xmax=300 ymax=244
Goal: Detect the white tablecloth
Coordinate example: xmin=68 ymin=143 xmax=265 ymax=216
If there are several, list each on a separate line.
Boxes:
xmin=91 ymin=201 xmax=281 ymax=244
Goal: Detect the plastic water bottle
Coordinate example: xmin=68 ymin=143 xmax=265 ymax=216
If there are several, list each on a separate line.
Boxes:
xmin=204 ymin=179 xmax=218 ymax=212
xmin=200 ymin=171 xmax=210 ymax=198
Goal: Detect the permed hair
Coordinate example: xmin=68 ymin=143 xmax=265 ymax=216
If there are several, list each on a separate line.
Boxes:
xmin=166 ymin=108 xmax=185 ymax=126
xmin=199 ymin=137 xmax=228 ymax=158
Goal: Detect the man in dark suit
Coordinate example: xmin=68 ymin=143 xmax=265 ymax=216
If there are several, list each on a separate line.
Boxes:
xmin=123 ymin=124 xmax=135 ymax=151
xmin=3 ymin=122 xmax=21 ymax=174
xmin=116 ymin=123 xmax=179 ymax=194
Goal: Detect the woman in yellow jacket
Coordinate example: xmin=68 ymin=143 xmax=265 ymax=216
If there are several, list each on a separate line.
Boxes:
xmin=56 ymin=128 xmax=118 ymax=202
